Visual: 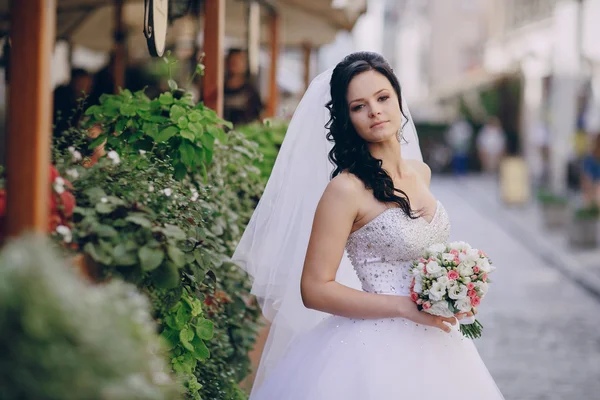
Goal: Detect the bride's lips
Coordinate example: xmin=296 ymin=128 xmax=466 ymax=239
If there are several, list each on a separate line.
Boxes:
xmin=370 ymin=120 xmax=388 ymax=129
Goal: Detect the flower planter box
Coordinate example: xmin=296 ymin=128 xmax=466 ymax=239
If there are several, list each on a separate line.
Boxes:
xmin=568 ymin=219 xmax=599 ymax=249
xmin=540 ymin=203 xmax=569 ymax=230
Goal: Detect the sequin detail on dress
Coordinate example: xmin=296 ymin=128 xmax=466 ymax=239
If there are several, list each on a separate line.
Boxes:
xmin=345 ymin=201 xmax=450 ymax=296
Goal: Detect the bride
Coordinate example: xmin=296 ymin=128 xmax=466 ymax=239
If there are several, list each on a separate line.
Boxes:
xmin=233 ymin=52 xmax=504 ymax=399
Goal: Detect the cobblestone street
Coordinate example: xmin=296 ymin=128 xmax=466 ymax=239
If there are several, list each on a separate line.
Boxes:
xmin=431 ymin=176 xmax=600 ymax=400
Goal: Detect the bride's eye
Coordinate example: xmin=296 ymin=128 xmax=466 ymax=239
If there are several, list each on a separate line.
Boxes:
xmin=378 ymin=95 xmax=389 ymax=102
xmin=351 ymin=104 xmax=364 ymax=112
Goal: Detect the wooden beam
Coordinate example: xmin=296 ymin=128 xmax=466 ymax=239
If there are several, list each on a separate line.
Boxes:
xmin=302 ymin=42 xmax=311 ymax=92
xmin=113 ymin=0 xmax=126 ymax=92
xmin=246 ymin=0 xmax=261 ymax=79
xmin=5 ymin=0 xmax=56 ymax=238
xmin=267 ymin=11 xmax=279 ymax=118
xmin=203 ymin=0 xmax=225 ymax=116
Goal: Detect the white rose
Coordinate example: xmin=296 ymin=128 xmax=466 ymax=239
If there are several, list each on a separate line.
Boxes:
xmin=455 ymin=297 xmax=472 ymax=313
xmin=463 ymin=277 xmax=471 ymax=284
xmin=411 ymin=267 xmax=421 ymax=277
xmin=476 ymin=258 xmax=492 ymax=273
xmin=474 ymin=281 xmax=489 ymax=297
xmin=465 ymin=248 xmax=480 ymax=262
xmin=414 ymin=279 xmax=423 ymax=294
xmin=426 ymin=261 xmax=442 ymax=276
xmin=428 ymin=281 xmax=447 ymax=301
xmin=458 ymin=263 xmax=474 ymax=277
xmin=449 ymin=241 xmax=471 ymax=251
xmin=442 ymin=253 xmax=455 ymax=265
xmin=427 ymin=301 xmax=454 ymax=318
xmin=427 ymin=243 xmax=446 ymax=254
xmin=447 ymin=282 xmax=468 ymax=300
xmin=437 ymin=276 xmax=450 ymax=288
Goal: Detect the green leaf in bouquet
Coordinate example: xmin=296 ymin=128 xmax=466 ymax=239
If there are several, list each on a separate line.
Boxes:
xmin=191 ymin=336 xmax=210 ymax=360
xmin=113 ymin=243 xmax=138 ymax=266
xmin=170 ymin=104 xmax=186 ymax=123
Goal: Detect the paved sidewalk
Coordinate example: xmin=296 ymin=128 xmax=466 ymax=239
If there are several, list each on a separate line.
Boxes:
xmin=431 ymin=176 xmax=600 ymax=400
xmin=445 ymin=174 xmax=600 ymax=300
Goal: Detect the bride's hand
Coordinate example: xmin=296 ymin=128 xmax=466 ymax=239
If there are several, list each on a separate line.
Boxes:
xmin=401 ymin=301 xmax=457 ymax=333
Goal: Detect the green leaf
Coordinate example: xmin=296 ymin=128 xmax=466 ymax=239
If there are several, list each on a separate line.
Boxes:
xmin=179 ymin=141 xmax=196 ymax=167
xmin=199 ymin=132 xmax=215 ymax=151
xmin=195 ymin=63 xmax=205 ymax=76
xmin=194 ymin=147 xmax=205 ymax=167
xmin=207 ymin=125 xmax=228 ymax=144
xmin=83 ymin=242 xmax=113 ymax=265
xmin=177 ymin=116 xmax=189 ymax=129
xmin=125 ymin=214 xmax=153 ymax=228
xmin=151 ymin=262 xmax=180 ymax=289
xmin=139 ymin=246 xmax=165 ymax=271
xmin=188 ymin=110 xmax=202 ymax=122
xmin=191 ymin=336 xmax=210 ymax=359
xmin=84 ymin=105 xmax=102 ymax=116
xmin=154 ymin=126 xmax=179 ymax=143
xmin=179 ymin=129 xmax=195 ymax=141
xmin=180 ymin=327 xmax=195 ymax=343
xmin=96 ymin=224 xmax=118 ymax=237
xmin=160 ymin=328 xmax=179 ymax=350
xmin=114 ymin=118 xmax=128 ymax=134
xmin=174 ymin=162 xmax=188 ymax=180
xmin=162 ymin=224 xmax=186 ymax=240
xmin=88 ymin=134 xmax=107 ymax=150
xmin=95 ymin=202 xmax=116 ymax=214
xmin=170 ymin=104 xmax=186 ymax=122
xmin=159 ymin=92 xmax=174 ymax=105
xmin=119 ymin=103 xmax=137 ymax=117
xmin=113 ymin=243 xmax=138 ymax=266
xmin=168 ymin=79 xmax=178 ymax=91
xmin=168 ymin=245 xmax=186 ymax=268
xmin=195 ymin=319 xmax=214 ymax=340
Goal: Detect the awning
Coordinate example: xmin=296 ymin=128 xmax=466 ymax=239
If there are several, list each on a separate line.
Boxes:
xmin=0 ymin=0 xmax=366 ymax=52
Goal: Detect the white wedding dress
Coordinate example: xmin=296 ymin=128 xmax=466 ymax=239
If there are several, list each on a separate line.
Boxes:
xmin=250 ymin=200 xmax=504 ymax=399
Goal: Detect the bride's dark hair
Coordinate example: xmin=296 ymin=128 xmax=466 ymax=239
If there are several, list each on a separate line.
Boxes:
xmin=325 ymin=51 xmax=417 ymax=218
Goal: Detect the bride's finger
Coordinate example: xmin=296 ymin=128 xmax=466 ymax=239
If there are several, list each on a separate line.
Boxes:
xmin=443 ymin=316 xmax=457 ymax=326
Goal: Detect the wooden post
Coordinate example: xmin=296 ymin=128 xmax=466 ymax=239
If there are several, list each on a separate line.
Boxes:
xmin=302 ymin=42 xmax=312 ymax=92
xmin=203 ymin=0 xmax=225 ymax=116
xmin=267 ymin=11 xmax=279 ymax=117
xmin=5 ymin=0 xmax=56 ymax=238
xmin=113 ymin=0 xmax=126 ymax=92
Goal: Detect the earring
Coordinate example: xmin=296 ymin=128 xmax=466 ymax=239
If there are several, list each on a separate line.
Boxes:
xmin=397 ymin=127 xmax=404 ymax=142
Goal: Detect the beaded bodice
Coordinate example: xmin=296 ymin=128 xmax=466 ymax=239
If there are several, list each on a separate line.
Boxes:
xmin=345 ymin=201 xmax=450 ymax=296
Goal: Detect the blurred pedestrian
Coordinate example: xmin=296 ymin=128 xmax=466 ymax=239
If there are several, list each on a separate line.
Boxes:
xmin=476 ymin=116 xmax=506 ymax=174
xmin=581 ymin=134 xmax=600 ymax=207
xmin=446 ymin=116 xmax=473 ymax=177
xmin=53 ymin=68 xmax=93 ymax=139
xmin=223 ymin=48 xmax=262 ymax=126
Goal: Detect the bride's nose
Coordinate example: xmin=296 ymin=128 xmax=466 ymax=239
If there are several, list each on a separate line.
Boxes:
xmin=368 ymin=106 xmax=381 ymax=119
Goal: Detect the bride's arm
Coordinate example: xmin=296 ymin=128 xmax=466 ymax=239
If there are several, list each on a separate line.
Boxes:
xmin=300 ymin=175 xmax=455 ymax=332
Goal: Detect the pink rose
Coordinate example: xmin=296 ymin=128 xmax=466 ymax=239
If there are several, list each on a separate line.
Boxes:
xmin=450 ymin=249 xmax=459 ymax=256
xmin=419 ymin=258 xmax=427 ymax=263
xmin=422 ymin=301 xmax=431 ymax=310
xmin=473 ymin=266 xmax=480 ymax=274
xmin=410 ymin=292 xmax=419 ymax=302
xmin=471 ymin=275 xmax=478 ymax=280
xmin=467 ymin=282 xmax=475 ymax=290
xmin=416 ymin=299 xmax=423 ymax=305
xmin=447 ymin=270 xmax=459 ymax=280
xmin=454 ymin=256 xmax=460 ymax=263
xmin=482 ymin=273 xmax=488 ymax=281
xmin=467 ymin=289 xmax=477 ymax=298
xmin=471 ymin=296 xmax=481 ymax=307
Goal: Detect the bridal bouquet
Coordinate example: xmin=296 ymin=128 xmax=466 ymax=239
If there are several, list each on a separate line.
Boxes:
xmin=409 ymin=241 xmax=495 ymax=339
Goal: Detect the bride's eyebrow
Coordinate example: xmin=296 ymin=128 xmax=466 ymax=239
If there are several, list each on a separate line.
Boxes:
xmin=348 ymin=88 xmax=387 ymax=105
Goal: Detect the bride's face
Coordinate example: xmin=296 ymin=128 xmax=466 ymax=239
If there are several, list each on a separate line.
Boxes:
xmin=346 ymin=70 xmax=402 ymax=143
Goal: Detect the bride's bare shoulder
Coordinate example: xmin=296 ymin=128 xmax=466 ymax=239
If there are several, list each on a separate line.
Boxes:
xmin=327 ymin=172 xmax=365 ymax=196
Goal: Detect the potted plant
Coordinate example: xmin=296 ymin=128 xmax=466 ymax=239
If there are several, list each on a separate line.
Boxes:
xmin=569 ymin=204 xmax=600 ymax=248
xmin=536 ymin=189 xmax=570 ymax=230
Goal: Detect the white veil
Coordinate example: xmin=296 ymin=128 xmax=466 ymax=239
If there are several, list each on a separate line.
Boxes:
xmin=232 ymin=67 xmax=423 ymax=392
